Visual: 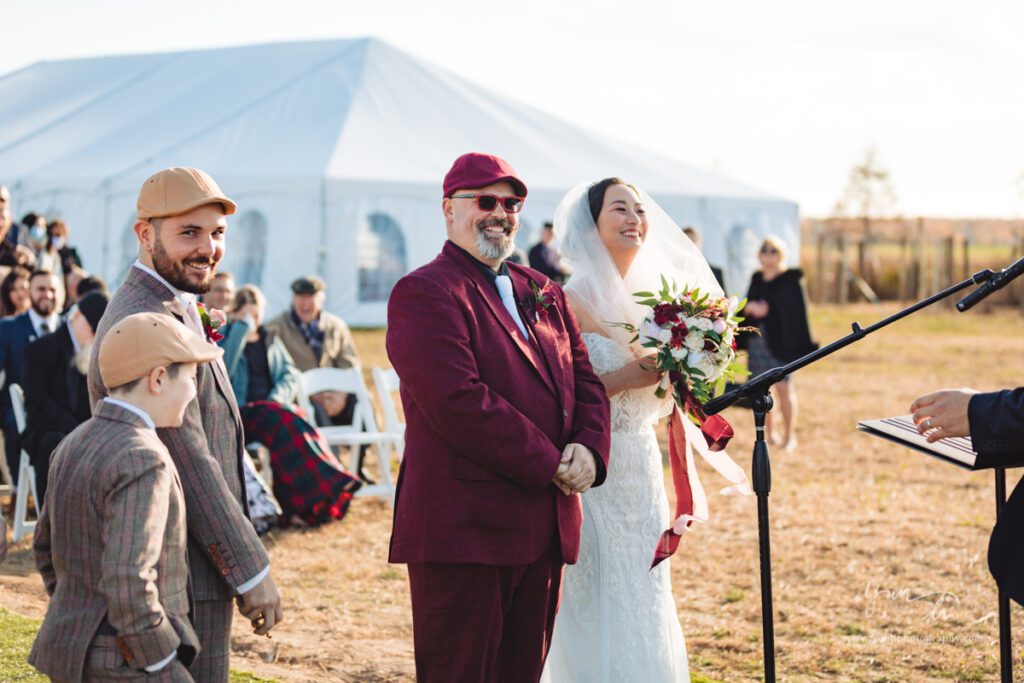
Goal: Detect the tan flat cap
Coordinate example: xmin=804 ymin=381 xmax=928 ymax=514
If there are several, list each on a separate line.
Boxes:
xmin=100 ymin=312 xmax=223 ymax=388
xmin=136 ymin=167 xmax=237 ymax=220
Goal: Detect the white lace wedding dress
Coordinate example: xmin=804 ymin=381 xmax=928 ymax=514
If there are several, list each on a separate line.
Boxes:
xmin=543 ymin=332 xmax=689 ymax=682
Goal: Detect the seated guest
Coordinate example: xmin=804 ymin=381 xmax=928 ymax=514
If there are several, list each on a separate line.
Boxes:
xmin=220 ymin=285 xmax=360 ymax=526
xmin=36 ymin=219 xmax=83 ymax=280
xmin=1 ymin=265 xmax=31 ymax=317
xmin=63 ymin=265 xmax=87 ymax=310
xmin=0 ymin=269 xmax=64 ymax=487
xmin=266 ymin=275 xmax=373 ymax=481
xmin=21 ymin=291 xmax=109 ymax=505
xmin=204 ymin=271 xmax=236 ymax=312
xmin=29 ymin=313 xmax=220 ymax=681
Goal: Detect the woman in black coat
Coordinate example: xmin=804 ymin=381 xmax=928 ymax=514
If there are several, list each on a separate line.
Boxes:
xmin=743 ymin=235 xmax=817 ymax=450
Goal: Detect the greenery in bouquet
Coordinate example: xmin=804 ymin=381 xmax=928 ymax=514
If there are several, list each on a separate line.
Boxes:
xmin=615 ymin=276 xmax=757 ymax=412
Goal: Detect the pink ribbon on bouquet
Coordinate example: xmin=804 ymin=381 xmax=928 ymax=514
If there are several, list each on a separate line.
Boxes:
xmin=650 ymin=387 xmax=752 ymax=569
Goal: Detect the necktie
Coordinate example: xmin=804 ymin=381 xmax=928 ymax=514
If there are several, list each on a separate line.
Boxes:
xmin=495 ymin=275 xmax=529 ymax=341
xmin=39 ymin=321 xmax=51 ymax=335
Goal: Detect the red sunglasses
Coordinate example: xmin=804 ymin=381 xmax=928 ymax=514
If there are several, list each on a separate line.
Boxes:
xmin=450 ymin=193 xmax=525 ymax=214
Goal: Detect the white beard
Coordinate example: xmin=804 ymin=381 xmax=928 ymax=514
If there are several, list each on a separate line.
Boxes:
xmin=475 ymin=230 xmax=515 ymax=261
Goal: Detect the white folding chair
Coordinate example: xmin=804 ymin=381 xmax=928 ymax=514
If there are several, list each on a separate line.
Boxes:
xmin=9 ymin=384 xmax=39 ymax=542
xmin=0 ymin=436 xmax=13 ymax=498
xmin=372 ymin=367 xmax=405 ymax=464
xmin=298 ymin=368 xmax=400 ymax=502
xmin=0 ymin=370 xmax=10 ymax=497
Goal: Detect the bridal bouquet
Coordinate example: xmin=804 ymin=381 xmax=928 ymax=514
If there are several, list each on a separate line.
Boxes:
xmin=616 ymin=276 xmax=754 ymax=425
xmin=616 ymin=277 xmax=756 ymax=568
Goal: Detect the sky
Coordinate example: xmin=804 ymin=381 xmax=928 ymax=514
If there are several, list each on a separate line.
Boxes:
xmin=3 ymin=0 xmax=1023 ymax=218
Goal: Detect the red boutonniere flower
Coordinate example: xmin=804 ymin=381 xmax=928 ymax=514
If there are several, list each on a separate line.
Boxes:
xmin=197 ymin=302 xmax=226 ymax=343
xmin=521 ymin=280 xmax=555 ymax=323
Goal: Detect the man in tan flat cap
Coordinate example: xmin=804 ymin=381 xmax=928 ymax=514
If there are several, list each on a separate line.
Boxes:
xmin=89 ymin=168 xmax=283 ymax=682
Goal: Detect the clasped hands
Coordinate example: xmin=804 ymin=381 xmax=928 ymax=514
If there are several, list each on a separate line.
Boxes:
xmin=552 ymin=442 xmax=597 ymax=495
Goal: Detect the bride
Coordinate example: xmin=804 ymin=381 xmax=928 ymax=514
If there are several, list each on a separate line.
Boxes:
xmin=542 ymin=178 xmax=725 ymax=682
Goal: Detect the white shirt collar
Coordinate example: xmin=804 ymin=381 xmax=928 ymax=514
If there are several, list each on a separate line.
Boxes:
xmin=27 ymin=308 xmax=61 ymax=337
xmin=102 ymin=397 xmax=157 ymax=430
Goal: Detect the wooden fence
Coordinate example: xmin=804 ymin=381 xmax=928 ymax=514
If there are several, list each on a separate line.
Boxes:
xmin=802 ymin=218 xmax=1024 ymax=309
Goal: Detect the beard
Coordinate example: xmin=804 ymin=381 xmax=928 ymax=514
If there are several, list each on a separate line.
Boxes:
xmin=474 ymin=217 xmax=517 ymax=261
xmin=31 ymin=299 xmax=55 ymax=317
xmin=73 ymin=341 xmax=93 ymax=376
xmin=152 ymin=233 xmax=218 ymax=294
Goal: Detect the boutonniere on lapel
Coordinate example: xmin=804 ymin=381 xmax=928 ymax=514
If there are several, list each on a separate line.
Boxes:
xmin=521 ymin=280 xmax=555 ymax=324
xmin=196 ymin=302 xmax=226 ymax=343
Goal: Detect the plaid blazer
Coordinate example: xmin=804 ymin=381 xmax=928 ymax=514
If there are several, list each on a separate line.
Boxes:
xmin=88 ymin=267 xmax=269 ymax=601
xmin=29 ymin=401 xmax=199 ymax=681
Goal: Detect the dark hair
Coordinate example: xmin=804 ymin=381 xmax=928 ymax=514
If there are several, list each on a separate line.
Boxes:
xmin=76 ymin=275 xmax=109 ymax=299
xmin=213 ymin=271 xmax=234 ymax=282
xmin=109 ymin=362 xmax=184 ymax=394
xmin=47 ymin=219 xmax=68 ymax=238
xmin=30 ymin=268 xmax=57 ymax=282
xmin=22 ymin=212 xmax=43 ymax=227
xmin=587 ymin=177 xmax=638 ymax=223
xmin=1 ymin=265 xmax=31 ymax=315
xmin=231 ymin=284 xmax=265 ymax=313
xmin=542 ymin=221 xmax=554 ymax=231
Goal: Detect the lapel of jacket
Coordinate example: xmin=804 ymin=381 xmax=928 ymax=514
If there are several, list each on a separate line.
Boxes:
xmin=17 ymin=312 xmax=37 ymax=345
xmin=509 ymin=267 xmax=569 ymax=406
xmin=442 ymin=243 xmax=557 ymax=396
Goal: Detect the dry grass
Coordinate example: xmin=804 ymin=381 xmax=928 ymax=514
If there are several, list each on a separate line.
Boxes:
xmin=3 ymin=304 xmax=1023 ymax=682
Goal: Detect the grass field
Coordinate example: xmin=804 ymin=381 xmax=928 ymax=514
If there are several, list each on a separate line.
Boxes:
xmin=2 ymin=304 xmax=1023 ymax=682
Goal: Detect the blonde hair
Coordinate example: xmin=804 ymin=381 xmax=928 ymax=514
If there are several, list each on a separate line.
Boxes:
xmin=759 ymin=235 xmax=789 ymax=268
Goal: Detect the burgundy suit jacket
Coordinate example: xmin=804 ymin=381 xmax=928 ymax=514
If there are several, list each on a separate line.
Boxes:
xmin=386 ymin=242 xmax=611 ymax=566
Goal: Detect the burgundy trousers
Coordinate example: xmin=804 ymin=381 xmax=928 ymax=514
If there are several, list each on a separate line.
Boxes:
xmin=406 ymin=540 xmax=563 ymax=683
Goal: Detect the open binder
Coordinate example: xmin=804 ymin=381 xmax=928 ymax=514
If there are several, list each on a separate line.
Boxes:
xmin=857 ymin=415 xmax=1024 ymax=471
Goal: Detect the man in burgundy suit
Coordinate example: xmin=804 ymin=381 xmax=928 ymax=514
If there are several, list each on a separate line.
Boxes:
xmin=386 ymin=153 xmax=611 ymax=682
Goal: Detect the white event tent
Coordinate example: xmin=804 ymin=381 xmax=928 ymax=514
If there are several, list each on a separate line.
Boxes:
xmin=0 ymin=38 xmax=799 ymax=326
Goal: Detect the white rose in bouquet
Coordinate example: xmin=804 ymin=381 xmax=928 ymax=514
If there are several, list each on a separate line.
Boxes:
xmin=687 ymin=349 xmax=719 ymax=380
xmin=684 ymin=331 xmax=705 ymax=352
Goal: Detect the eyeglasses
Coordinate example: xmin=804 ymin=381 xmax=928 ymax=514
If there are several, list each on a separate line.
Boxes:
xmin=760 ymin=246 xmax=779 ymax=255
xmin=450 ymin=194 xmax=525 ymax=214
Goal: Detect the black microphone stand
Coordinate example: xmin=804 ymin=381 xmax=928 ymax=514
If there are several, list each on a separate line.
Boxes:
xmin=704 ymin=267 xmax=1002 ymax=683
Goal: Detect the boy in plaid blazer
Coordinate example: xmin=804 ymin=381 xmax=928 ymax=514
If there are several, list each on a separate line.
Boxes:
xmin=30 ymin=313 xmax=223 ymax=682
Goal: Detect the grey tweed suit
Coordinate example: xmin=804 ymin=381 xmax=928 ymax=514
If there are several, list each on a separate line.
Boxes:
xmin=88 ymin=267 xmax=270 ymax=682
xmin=30 ymin=400 xmax=199 ymax=682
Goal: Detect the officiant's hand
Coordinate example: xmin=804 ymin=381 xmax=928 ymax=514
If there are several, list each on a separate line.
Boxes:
xmin=554 ymin=443 xmax=597 ymax=494
xmin=910 ymin=388 xmax=978 ymax=442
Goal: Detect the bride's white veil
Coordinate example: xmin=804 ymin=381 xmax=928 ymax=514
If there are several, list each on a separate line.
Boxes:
xmin=554 ymin=180 xmax=723 ymax=350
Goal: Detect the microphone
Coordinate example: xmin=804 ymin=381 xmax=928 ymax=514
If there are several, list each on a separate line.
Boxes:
xmin=956 ymin=256 xmax=1024 ymax=312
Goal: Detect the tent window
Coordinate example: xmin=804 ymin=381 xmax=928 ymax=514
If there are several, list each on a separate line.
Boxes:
xmin=235 ymin=211 xmax=269 ymax=286
xmin=357 ymin=212 xmax=407 ymax=302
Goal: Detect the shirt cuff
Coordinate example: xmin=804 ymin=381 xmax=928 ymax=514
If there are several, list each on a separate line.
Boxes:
xmin=144 ymin=650 xmax=177 ymax=672
xmin=236 ymin=565 xmax=270 ymax=595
